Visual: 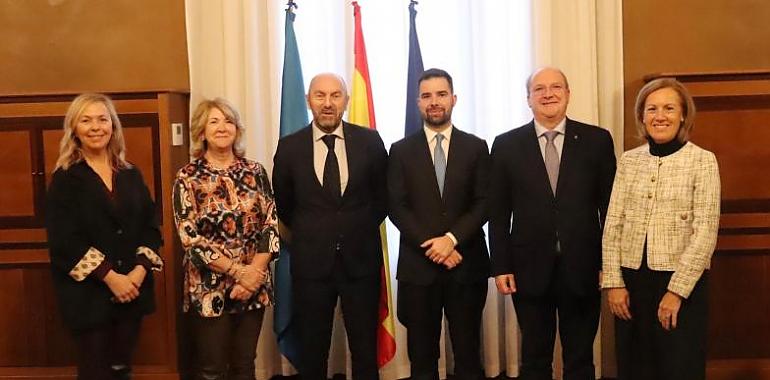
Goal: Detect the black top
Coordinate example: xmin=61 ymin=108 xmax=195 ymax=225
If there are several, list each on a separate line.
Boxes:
xmin=45 ymin=161 xmax=161 ymax=331
xmin=648 ymin=136 xmax=685 ymax=157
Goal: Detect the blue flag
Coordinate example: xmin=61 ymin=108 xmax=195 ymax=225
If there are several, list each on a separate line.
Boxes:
xmin=274 ymin=2 xmax=306 ymax=369
xmin=404 ymin=0 xmax=425 ymax=136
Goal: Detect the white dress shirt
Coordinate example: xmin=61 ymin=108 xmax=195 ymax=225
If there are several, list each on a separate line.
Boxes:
xmin=424 ymin=124 xmax=453 ymax=163
xmin=534 ymin=118 xmax=566 ymax=161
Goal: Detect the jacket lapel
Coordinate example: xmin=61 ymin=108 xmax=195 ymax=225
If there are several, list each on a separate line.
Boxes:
xmin=298 ymin=124 xmax=330 ymax=202
xmin=523 ymin=122 xmax=555 ymax=198
xmin=442 ymin=127 xmax=465 ymax=203
xmin=341 ymin=122 xmax=363 ymax=204
xmin=414 ymin=131 xmax=444 ymax=201
xmin=556 ymin=119 xmax=578 ymax=199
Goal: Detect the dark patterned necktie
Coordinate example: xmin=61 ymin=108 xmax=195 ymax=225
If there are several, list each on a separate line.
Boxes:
xmin=321 ymin=134 xmax=341 ymax=201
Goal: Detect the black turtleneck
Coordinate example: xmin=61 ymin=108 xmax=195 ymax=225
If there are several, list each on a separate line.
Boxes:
xmin=647 ymin=136 xmax=685 ymax=157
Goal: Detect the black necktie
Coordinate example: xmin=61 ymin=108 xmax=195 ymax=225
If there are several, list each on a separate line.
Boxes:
xmin=321 ymin=134 xmax=341 ymax=201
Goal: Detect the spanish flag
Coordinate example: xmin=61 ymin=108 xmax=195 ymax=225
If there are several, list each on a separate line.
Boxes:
xmin=349 ymin=1 xmax=396 ymax=368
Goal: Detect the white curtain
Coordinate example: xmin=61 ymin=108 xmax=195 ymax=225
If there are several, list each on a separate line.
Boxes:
xmin=185 ymin=1 xmax=624 ymax=379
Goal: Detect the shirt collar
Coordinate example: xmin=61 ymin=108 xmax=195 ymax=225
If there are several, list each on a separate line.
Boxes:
xmin=534 ymin=118 xmax=566 ymax=138
xmin=312 ymin=122 xmax=345 ymax=141
xmin=423 ymin=124 xmax=454 ymax=143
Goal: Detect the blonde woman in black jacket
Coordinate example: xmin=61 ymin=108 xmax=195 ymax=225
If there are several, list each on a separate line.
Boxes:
xmin=46 ymin=93 xmax=163 ymax=380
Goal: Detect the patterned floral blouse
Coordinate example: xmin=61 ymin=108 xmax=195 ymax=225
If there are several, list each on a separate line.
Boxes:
xmin=173 ymin=157 xmax=279 ymax=317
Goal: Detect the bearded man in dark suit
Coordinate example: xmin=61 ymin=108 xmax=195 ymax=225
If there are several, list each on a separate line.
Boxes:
xmin=389 ymin=68 xmax=490 ymax=380
xmin=272 ymin=73 xmax=387 ymax=380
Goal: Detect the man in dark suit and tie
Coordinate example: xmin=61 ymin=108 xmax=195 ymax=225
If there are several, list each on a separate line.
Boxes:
xmin=388 ymin=68 xmax=490 ymax=380
xmin=489 ymin=67 xmax=616 ymax=380
xmin=272 ymin=73 xmax=388 ymax=380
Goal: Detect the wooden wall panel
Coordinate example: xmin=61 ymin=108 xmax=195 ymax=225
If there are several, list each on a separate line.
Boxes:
xmin=0 ymin=131 xmax=34 ymax=217
xmin=124 ymin=126 xmax=156 ymax=200
xmin=622 ymin=0 xmax=770 ymax=150
xmin=0 ymin=1 xmax=189 ymax=95
xmin=708 ymin=253 xmax=770 ymax=360
xmin=0 ymin=269 xmax=28 ymax=365
xmin=692 ymin=102 xmax=770 ymax=200
xmin=42 ymin=130 xmax=63 ymax=187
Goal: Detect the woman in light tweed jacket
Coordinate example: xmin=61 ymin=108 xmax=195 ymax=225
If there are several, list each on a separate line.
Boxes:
xmin=602 ymin=78 xmax=720 ymax=380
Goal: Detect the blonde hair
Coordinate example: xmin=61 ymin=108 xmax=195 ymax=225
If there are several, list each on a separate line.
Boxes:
xmin=189 ymin=98 xmax=246 ymax=158
xmin=55 ymin=93 xmax=129 ymax=170
xmin=634 ymin=78 xmax=697 ymax=143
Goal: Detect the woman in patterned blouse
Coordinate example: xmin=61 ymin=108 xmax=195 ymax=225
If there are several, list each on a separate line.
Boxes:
xmin=602 ymin=78 xmax=720 ymax=379
xmin=173 ymin=98 xmax=279 ymax=380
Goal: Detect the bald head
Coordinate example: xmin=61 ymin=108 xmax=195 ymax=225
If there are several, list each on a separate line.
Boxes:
xmin=307 ymin=73 xmax=349 ymax=133
xmin=526 ymin=67 xmax=569 ymax=97
xmin=308 ymin=73 xmax=349 ymax=96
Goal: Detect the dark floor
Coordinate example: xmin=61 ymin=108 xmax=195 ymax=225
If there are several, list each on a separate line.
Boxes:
xmin=270 ymin=375 xmax=617 ymax=380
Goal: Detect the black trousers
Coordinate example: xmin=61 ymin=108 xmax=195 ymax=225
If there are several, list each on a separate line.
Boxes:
xmin=189 ymin=309 xmax=266 ymax=380
xmin=512 ymin=262 xmax=600 ymax=380
xmin=73 ymin=316 xmax=142 ymax=380
xmin=397 ymin=273 xmax=488 ymax=380
xmin=615 ymin=254 xmax=708 ymax=380
xmin=293 ymin=256 xmax=380 ymax=380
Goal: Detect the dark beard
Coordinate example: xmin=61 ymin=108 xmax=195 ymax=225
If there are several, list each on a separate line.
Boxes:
xmin=423 ymin=112 xmax=451 ymax=127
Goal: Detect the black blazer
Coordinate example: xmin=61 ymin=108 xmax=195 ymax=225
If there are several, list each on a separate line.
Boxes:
xmin=272 ymin=122 xmax=388 ymax=279
xmin=45 ymin=161 xmax=161 ymax=331
xmin=388 ymin=127 xmax=490 ymax=286
xmin=489 ymin=119 xmax=616 ymax=297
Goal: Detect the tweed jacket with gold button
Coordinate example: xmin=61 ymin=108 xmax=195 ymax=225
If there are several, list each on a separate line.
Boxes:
xmin=601 ymin=142 xmax=720 ymax=298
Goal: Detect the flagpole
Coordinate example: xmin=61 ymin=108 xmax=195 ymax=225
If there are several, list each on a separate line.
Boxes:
xmin=404 ymin=0 xmax=424 ymax=136
xmin=274 ymin=0 xmax=306 ymax=369
xmin=349 ymin=1 xmax=397 ymax=368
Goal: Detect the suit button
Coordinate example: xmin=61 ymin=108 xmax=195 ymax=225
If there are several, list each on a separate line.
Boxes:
xmin=647 ymin=193 xmax=652 ymax=199
xmin=681 ymin=213 xmax=688 ymax=220
xmin=116 ymin=229 xmax=123 ymax=235
xmin=116 ymin=260 xmax=123 ymax=267
xmin=651 ymin=177 xmax=656 ymax=182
